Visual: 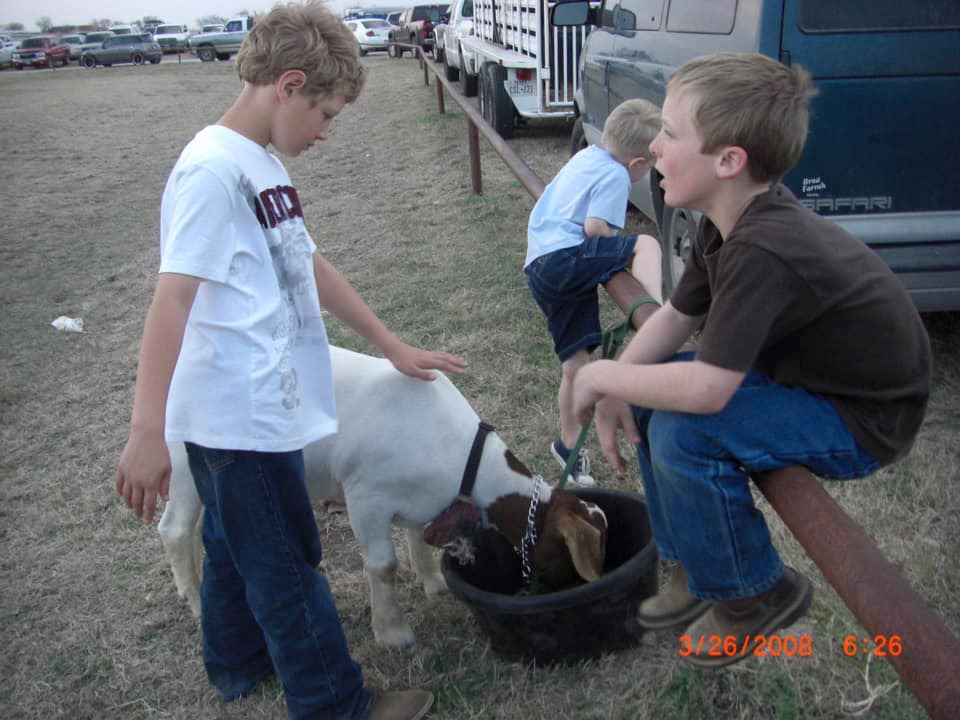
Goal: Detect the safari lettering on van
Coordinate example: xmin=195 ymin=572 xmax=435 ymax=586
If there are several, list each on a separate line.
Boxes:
xmin=799 ymin=177 xmax=893 ymax=213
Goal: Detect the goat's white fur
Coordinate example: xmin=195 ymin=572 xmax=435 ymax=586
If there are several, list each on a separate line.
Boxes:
xmin=158 ymin=345 xmax=553 ymax=648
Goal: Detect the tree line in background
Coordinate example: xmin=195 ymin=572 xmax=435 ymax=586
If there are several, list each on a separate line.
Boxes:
xmin=2 ymin=12 xmax=253 ymax=34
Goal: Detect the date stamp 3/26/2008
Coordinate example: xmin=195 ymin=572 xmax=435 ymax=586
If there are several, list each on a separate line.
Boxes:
xmin=678 ymin=634 xmax=813 ymax=659
xmin=677 ymin=633 xmax=905 ymax=659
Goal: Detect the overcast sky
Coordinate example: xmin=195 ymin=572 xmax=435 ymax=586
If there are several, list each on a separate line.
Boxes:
xmin=0 ymin=0 xmax=380 ymax=29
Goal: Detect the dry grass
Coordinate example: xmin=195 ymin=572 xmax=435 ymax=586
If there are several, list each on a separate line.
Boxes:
xmin=0 ymin=55 xmax=957 ymax=720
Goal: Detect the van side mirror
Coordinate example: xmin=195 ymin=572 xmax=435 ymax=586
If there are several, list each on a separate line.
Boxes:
xmin=551 ymin=1 xmax=595 ymax=27
xmin=614 ymin=7 xmax=636 ymax=31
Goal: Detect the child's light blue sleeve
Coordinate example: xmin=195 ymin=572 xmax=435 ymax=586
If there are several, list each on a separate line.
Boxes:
xmin=585 ymin=166 xmax=631 ymax=230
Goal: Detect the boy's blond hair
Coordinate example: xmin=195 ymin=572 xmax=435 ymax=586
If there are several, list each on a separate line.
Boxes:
xmin=600 ymin=99 xmax=661 ymax=161
xmin=236 ymin=1 xmax=366 ymax=102
xmin=668 ymin=52 xmax=816 ymax=183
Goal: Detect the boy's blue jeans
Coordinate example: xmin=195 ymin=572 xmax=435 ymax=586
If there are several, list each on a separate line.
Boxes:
xmin=630 ymin=355 xmax=880 ymax=601
xmin=185 ymin=443 xmax=374 ymax=720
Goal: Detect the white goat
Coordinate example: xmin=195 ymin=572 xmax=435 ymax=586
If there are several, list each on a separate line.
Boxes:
xmin=158 ymin=345 xmax=607 ymax=648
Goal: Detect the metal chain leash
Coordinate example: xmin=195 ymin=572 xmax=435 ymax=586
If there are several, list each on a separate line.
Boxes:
xmin=517 ymin=474 xmax=543 ymax=585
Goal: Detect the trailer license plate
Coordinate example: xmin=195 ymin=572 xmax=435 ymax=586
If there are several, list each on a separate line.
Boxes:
xmin=507 ymin=79 xmax=535 ymax=95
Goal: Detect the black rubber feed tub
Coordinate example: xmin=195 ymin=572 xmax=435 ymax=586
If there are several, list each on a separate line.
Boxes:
xmin=442 ymin=487 xmax=658 ymax=664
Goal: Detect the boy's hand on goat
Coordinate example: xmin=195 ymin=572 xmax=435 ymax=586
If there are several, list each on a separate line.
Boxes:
xmin=385 ymin=342 xmax=467 ymax=381
xmin=116 ymin=429 xmax=171 ymax=524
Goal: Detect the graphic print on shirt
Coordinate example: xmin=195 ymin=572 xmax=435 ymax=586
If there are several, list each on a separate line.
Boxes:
xmin=241 ymin=174 xmax=314 ymax=412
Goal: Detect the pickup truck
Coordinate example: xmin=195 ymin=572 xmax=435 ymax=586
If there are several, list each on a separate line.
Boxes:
xmin=189 ymin=16 xmax=254 ymax=62
xmin=153 ymin=24 xmax=191 ymax=53
xmin=11 ymin=36 xmax=70 ymax=69
xmin=388 ymin=4 xmax=446 ymax=58
xmin=433 ymin=0 xmax=474 ymax=80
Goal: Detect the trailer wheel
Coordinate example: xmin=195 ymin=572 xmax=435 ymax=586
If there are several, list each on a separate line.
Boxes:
xmin=480 ymin=63 xmax=514 ymax=138
xmin=458 ymin=47 xmax=478 ymax=97
xmin=443 ymin=52 xmax=459 ymax=81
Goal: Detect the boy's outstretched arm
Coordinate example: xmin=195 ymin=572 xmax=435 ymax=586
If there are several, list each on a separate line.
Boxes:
xmin=312 ymin=252 xmax=467 ymax=379
xmin=116 ymin=273 xmax=199 ymax=523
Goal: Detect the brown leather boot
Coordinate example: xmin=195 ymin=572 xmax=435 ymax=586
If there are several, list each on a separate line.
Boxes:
xmin=637 ymin=564 xmax=711 ymax=630
xmin=681 ymin=566 xmax=814 ymax=668
xmin=369 ymin=689 xmax=434 ymax=720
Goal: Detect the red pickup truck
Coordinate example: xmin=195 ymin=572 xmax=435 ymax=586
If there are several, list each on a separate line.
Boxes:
xmin=12 ymin=36 xmax=71 ymax=69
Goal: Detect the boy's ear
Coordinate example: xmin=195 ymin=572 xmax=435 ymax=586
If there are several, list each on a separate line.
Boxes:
xmin=276 ymin=69 xmax=308 ymax=101
xmin=716 ymin=145 xmax=749 ymax=179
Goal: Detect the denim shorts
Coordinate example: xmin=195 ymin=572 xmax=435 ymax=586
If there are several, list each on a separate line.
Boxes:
xmin=526 ymin=234 xmax=637 ymax=361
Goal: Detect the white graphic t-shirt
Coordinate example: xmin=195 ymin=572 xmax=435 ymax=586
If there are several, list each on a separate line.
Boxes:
xmin=160 ymin=125 xmax=337 ymax=451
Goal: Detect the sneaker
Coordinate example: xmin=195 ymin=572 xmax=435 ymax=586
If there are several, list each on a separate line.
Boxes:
xmin=551 ymin=439 xmax=596 ymax=487
xmin=680 ymin=566 xmax=814 ymax=668
xmin=637 ymin=563 xmax=711 ymax=630
xmin=369 ymin=689 xmax=434 ymax=720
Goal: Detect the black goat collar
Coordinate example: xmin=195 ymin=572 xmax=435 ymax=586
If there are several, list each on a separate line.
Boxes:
xmin=458 ymin=420 xmax=495 ymax=499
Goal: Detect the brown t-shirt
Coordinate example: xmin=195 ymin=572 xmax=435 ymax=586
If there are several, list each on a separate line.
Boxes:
xmin=671 ymin=184 xmax=930 ymax=465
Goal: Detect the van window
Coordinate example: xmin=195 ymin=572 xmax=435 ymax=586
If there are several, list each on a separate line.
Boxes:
xmin=600 ymin=0 xmax=663 ymax=31
xmin=798 ymin=0 xmax=960 ymax=33
xmin=666 ymin=0 xmax=736 ymax=34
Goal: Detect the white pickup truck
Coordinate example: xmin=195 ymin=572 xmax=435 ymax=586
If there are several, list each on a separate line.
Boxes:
xmin=455 ymin=0 xmax=590 ymax=138
xmin=189 ymin=16 xmax=254 ymax=62
xmin=152 ymin=24 xmax=190 ymax=53
xmin=433 ymin=0 xmax=475 ymax=82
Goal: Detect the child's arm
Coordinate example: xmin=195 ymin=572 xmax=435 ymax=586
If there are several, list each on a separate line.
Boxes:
xmin=116 ymin=273 xmax=200 ymax=523
xmin=584 ymin=217 xmax=618 ymax=238
xmin=312 ymin=252 xmax=467 ymax=379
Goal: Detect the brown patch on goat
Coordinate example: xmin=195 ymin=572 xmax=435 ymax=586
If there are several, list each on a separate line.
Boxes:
xmin=504 ymin=449 xmax=533 ymax=477
xmin=487 ymin=490 xmax=607 ymax=593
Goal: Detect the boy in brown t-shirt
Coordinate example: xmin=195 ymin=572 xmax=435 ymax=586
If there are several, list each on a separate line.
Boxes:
xmin=570 ymin=52 xmax=930 ymax=668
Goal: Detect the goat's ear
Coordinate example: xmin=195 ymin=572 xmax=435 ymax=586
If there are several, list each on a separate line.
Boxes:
xmin=558 ymin=513 xmax=605 ymax=582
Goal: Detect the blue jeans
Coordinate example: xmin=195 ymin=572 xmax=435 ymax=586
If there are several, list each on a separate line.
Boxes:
xmin=186 ymin=443 xmax=374 ymax=720
xmin=631 ymin=355 xmax=880 ymax=601
xmin=526 ymin=235 xmax=637 ymax=361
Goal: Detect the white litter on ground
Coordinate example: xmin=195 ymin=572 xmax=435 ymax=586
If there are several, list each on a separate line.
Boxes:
xmin=51 ymin=316 xmax=84 ymax=332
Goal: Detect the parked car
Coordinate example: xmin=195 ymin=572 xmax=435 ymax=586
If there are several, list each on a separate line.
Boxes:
xmin=81 ymin=33 xmax=162 ymax=67
xmin=188 ymin=15 xmax=254 ymax=62
xmin=345 ymin=18 xmax=392 ymax=55
xmin=79 ymin=31 xmax=114 ymax=55
xmin=152 ymin=24 xmax=190 ymax=53
xmin=433 ymin=0 xmax=473 ymax=79
xmin=60 ymin=34 xmax=85 ymax=61
xmin=11 ymin=36 xmax=70 ymax=69
xmin=554 ymin=0 xmax=960 ymax=311
xmin=385 ymin=11 xmax=402 ymax=26
xmin=108 ymin=25 xmax=135 ymax=35
xmin=388 ymin=4 xmax=446 ymax=57
xmin=0 ymin=39 xmax=17 ymax=69
xmin=200 ymin=24 xmax=224 ymax=33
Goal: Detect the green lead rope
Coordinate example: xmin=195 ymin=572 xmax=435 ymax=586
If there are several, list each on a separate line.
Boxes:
xmin=557 ymin=295 xmax=660 ymax=490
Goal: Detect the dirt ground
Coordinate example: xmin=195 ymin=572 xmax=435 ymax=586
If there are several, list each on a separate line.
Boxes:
xmin=1 ymin=54 xmax=958 ymax=720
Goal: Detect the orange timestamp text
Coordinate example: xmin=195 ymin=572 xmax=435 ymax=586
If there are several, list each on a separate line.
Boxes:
xmin=678 ymin=633 xmax=814 ymax=659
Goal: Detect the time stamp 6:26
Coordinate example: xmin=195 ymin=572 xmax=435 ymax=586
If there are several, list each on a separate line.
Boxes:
xmin=676 ymin=633 xmax=904 ymax=658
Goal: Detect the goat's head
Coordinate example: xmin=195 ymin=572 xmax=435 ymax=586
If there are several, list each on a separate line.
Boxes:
xmin=532 ymin=489 xmax=608 ymax=591
xmin=485 ymin=487 xmax=608 ymax=592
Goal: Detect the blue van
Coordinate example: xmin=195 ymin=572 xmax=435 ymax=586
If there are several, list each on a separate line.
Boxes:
xmin=553 ymin=0 xmax=960 ymax=311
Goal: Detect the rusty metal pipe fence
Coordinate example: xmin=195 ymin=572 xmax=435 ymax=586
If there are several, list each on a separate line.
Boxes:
xmin=395 ymin=43 xmax=960 ymax=719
